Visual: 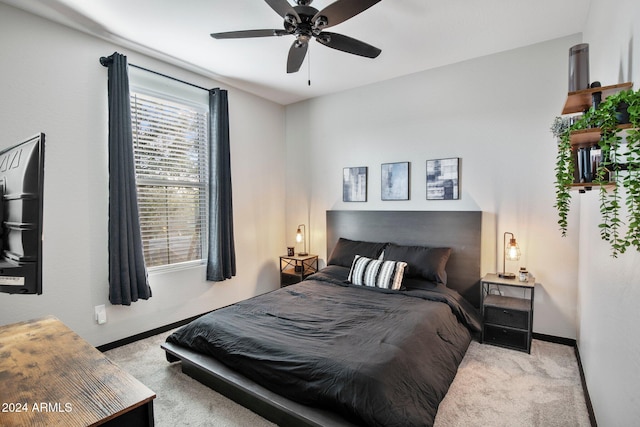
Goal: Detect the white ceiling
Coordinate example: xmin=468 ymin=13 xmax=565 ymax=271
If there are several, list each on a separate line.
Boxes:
xmin=2 ymin=0 xmax=591 ymax=105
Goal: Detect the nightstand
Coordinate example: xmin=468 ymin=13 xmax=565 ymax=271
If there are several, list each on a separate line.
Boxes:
xmin=280 ymin=254 xmax=318 ymax=287
xmin=481 ymin=273 xmax=535 ymax=353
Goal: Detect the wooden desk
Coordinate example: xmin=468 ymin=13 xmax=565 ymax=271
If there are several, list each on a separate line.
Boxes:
xmin=0 ymin=316 xmax=155 ymax=426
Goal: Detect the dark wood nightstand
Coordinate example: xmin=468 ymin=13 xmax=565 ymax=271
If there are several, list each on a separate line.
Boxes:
xmin=481 ymin=273 xmax=535 ymax=353
xmin=280 ymin=254 xmax=318 ymax=287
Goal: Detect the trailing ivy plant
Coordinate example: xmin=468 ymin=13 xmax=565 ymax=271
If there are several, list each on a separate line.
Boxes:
xmin=620 ymin=90 xmax=640 ymax=251
xmin=592 ymin=93 xmax=625 ymax=256
xmin=551 ymin=117 xmax=573 ymax=236
xmin=552 ymin=88 xmax=640 ymax=256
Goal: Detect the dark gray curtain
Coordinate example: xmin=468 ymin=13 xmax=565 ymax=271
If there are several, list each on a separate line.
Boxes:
xmin=207 ymin=88 xmax=236 ymax=281
xmin=101 ymin=52 xmax=152 ymax=304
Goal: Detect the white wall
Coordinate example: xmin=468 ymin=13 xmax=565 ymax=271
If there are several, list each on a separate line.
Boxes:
xmin=0 ymin=3 xmax=286 ymax=346
xmin=578 ymin=0 xmax=640 ymax=425
xmin=285 ymin=35 xmax=583 ymax=340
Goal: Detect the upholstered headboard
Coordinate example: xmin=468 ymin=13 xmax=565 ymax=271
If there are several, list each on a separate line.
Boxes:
xmin=326 ymin=210 xmax=483 ymax=308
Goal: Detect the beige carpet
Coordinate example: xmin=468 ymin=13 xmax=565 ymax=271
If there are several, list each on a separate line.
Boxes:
xmin=434 ymin=340 xmax=591 ymax=427
xmin=105 ymin=333 xmax=591 ymax=427
xmin=105 ymin=330 xmax=275 ymax=427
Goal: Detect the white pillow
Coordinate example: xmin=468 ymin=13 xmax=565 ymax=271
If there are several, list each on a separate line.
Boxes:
xmin=347 ymin=255 xmax=407 ymax=291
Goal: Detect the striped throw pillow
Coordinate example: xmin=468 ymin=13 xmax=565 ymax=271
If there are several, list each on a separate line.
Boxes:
xmin=347 ymin=255 xmax=407 ymax=290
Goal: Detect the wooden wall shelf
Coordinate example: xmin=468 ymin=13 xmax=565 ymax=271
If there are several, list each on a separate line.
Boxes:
xmin=562 ymin=82 xmax=633 ymax=114
xmin=569 ymin=182 xmax=615 ymax=192
xmin=569 ymin=123 xmax=633 ymax=148
xmin=559 ymin=82 xmax=635 ymax=195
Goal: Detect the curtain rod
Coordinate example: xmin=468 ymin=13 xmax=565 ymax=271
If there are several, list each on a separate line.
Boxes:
xmin=99 ymin=55 xmax=212 ymax=93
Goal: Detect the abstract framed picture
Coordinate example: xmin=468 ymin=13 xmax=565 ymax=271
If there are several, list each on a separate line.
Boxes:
xmin=343 ymin=166 xmax=368 ymax=202
xmin=381 ymin=162 xmax=410 ymax=201
xmin=426 ymin=158 xmax=460 ymax=200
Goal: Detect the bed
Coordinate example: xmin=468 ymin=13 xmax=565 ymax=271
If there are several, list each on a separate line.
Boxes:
xmin=162 ymin=210 xmax=483 ymax=426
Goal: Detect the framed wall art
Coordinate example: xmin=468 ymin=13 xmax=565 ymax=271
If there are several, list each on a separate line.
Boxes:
xmin=426 ymin=158 xmax=460 ymax=200
xmin=381 ymin=162 xmax=410 ymax=201
xmin=343 ymin=166 xmax=368 ymax=202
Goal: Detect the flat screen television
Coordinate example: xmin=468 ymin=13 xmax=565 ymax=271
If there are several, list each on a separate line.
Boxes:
xmin=0 ymin=133 xmax=45 ymax=295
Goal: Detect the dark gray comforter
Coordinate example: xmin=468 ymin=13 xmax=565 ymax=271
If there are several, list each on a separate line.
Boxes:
xmin=166 ymin=266 xmax=481 ymax=426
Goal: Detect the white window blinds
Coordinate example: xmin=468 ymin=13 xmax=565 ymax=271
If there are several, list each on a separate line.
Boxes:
xmin=130 ymin=90 xmax=208 ymax=269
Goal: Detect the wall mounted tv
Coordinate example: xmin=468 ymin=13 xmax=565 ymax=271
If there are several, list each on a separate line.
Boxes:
xmin=0 ymin=133 xmax=45 ymax=295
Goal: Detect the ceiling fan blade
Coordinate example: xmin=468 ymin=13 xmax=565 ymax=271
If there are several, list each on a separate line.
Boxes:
xmin=287 ymin=41 xmax=308 ymax=73
xmin=316 ymin=32 xmax=381 ymax=58
xmin=313 ymin=0 xmax=381 ymax=29
xmin=264 ymin=0 xmax=301 ymax=23
xmin=211 ymin=29 xmax=289 ymax=39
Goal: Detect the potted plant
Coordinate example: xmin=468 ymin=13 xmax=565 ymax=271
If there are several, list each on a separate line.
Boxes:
xmin=553 ymin=88 xmax=640 ymax=256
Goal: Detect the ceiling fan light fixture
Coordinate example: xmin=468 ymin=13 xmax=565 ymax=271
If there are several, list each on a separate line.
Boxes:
xmin=314 ymin=16 xmax=328 ymax=29
xmin=297 ymin=33 xmax=311 ymax=44
xmin=284 ymin=14 xmax=298 ymax=25
xmin=317 ymin=33 xmax=331 ymax=44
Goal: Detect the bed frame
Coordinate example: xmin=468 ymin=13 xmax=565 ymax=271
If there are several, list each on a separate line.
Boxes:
xmin=162 ymin=210 xmax=483 ymax=426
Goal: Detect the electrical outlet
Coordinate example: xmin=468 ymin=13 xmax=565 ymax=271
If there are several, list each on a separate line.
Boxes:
xmin=95 ymin=305 xmax=107 ymax=325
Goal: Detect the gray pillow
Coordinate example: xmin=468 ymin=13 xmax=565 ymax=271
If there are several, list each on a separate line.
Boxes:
xmin=327 ymin=238 xmax=387 ymax=268
xmin=383 ymin=243 xmax=451 ymax=285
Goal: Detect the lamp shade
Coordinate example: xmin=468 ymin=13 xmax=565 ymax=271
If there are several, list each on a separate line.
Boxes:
xmin=505 ymin=237 xmax=521 ymax=261
xmin=295 ymin=224 xmax=308 ymax=256
xmin=499 ymin=232 xmax=521 ymax=279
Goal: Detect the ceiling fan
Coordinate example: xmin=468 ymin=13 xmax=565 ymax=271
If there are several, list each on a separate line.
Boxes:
xmin=210 ymin=0 xmax=382 ymax=73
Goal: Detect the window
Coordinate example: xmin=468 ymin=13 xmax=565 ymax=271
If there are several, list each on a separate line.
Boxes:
xmin=129 ymin=84 xmax=208 ymax=270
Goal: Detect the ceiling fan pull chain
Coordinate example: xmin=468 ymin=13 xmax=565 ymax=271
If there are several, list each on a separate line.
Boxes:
xmin=308 ymin=47 xmax=311 ymax=86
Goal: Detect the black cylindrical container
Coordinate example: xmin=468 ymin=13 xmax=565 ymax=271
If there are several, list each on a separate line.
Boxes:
xmin=578 ymin=147 xmax=593 ymax=183
xmin=569 ymin=43 xmax=590 ymax=92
